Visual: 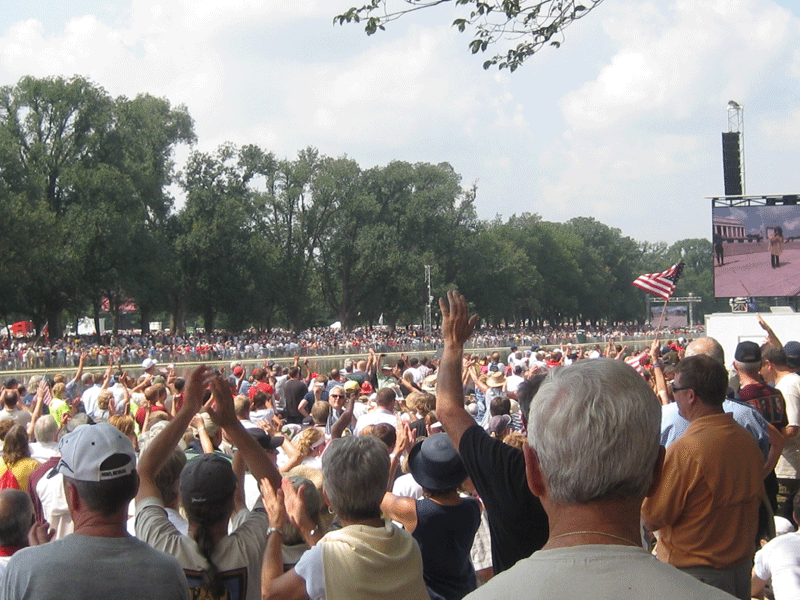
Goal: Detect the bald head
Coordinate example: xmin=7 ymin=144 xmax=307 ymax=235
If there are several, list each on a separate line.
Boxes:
xmin=685 ymin=337 xmax=725 ymax=365
xmin=0 ymin=489 xmax=33 ymax=547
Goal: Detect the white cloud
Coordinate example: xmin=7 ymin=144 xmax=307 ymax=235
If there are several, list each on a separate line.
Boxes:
xmin=0 ymin=0 xmax=799 ymax=244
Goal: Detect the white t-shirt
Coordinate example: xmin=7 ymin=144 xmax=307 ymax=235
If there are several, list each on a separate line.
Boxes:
xmin=81 ymin=385 xmax=102 ymax=418
xmin=753 ymin=529 xmax=800 ymax=600
xmin=392 ymin=473 xmax=423 ymax=500
xmin=35 ymin=469 xmax=73 ymax=540
xmin=776 ymin=373 xmax=800 ymax=479
xmin=505 ymin=374 xmax=524 ymax=395
xmin=353 ymin=408 xmax=398 ymax=436
xmin=29 ymin=442 xmax=58 ymax=463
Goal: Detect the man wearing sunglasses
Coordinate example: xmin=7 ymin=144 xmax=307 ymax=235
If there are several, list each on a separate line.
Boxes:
xmin=642 ymin=355 xmax=764 ymax=600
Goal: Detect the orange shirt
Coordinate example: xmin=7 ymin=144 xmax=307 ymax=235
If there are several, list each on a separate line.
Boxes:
xmin=642 ymin=413 xmax=763 ymax=569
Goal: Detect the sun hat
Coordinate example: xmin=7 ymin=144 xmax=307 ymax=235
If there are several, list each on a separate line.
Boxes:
xmin=421 ymin=374 xmax=437 ymax=393
xmin=487 ymin=372 xmax=506 ymax=388
xmin=408 ymin=433 xmax=467 ymax=491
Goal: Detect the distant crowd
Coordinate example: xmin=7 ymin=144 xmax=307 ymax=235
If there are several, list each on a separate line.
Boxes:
xmin=0 ymin=321 xmax=700 ymax=372
xmin=4 ymin=292 xmax=788 ymax=600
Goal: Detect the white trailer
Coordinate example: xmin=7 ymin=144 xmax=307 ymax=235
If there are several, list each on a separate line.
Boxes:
xmin=705 ymin=309 xmax=800 ymax=366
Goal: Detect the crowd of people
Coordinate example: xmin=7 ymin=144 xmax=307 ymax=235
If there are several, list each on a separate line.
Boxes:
xmin=0 ymin=290 xmax=793 ymax=599
xmin=0 ymin=320 xmax=700 ymax=372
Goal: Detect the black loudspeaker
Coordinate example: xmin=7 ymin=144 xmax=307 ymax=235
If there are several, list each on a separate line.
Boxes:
xmin=722 ymin=132 xmax=742 ymax=196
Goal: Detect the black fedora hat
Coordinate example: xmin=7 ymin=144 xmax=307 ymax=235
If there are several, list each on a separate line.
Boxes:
xmin=408 ymin=433 xmax=467 ymax=492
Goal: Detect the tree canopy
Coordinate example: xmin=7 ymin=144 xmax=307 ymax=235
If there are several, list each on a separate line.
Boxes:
xmin=0 ymin=75 xmax=718 ymax=339
xmin=335 ymin=0 xmax=605 ymax=71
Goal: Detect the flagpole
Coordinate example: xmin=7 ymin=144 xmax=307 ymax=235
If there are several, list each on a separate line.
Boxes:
xmin=654 ymin=297 xmax=670 ymax=333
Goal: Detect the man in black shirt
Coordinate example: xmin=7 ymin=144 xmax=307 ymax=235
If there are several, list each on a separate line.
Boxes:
xmin=437 ymin=290 xmax=548 ymax=575
xmin=282 ymin=366 xmax=308 ymax=425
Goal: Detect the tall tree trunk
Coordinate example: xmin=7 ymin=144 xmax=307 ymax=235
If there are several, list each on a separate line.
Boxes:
xmin=45 ymin=305 xmax=63 ymax=341
xmin=203 ymin=306 xmax=214 ymax=333
xmin=92 ymin=300 xmax=102 ymax=344
xmin=140 ymin=306 xmax=151 ymax=334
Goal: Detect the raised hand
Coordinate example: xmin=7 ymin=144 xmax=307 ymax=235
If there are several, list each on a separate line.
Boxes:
xmin=439 ymin=290 xmax=479 ymax=348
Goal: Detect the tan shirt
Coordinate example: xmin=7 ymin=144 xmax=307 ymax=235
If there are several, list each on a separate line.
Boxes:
xmin=642 ymin=413 xmax=763 ymax=569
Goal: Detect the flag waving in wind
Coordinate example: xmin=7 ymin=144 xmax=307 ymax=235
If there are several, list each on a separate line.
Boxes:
xmin=632 ymin=262 xmax=685 ymax=301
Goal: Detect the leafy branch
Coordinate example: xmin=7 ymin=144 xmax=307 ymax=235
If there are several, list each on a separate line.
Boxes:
xmin=335 ymin=0 xmax=604 ymax=72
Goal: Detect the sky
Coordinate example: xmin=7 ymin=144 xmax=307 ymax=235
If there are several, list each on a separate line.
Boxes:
xmin=715 ymin=205 xmax=800 ymax=238
xmin=1 ymin=0 xmax=799 ymax=245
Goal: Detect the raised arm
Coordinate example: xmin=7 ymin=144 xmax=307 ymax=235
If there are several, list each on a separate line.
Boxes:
xmin=436 ymin=290 xmax=480 ymax=450
xmin=758 ymin=314 xmax=782 ymax=348
xmin=70 ymin=351 xmax=88 ymax=387
xmin=136 ymin=365 xmax=212 ymax=503
xmin=649 ymin=339 xmax=669 ymax=405
xmin=100 ymin=364 xmax=113 ymax=390
xmin=380 ymin=492 xmax=418 ymax=532
xmin=330 ymin=393 xmax=355 ymax=439
xmin=26 ymin=380 xmax=47 ymax=438
xmin=207 ymin=376 xmax=282 ymax=492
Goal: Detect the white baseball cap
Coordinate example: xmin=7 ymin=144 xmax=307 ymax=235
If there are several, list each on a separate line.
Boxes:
xmin=50 ymin=423 xmax=136 ymax=482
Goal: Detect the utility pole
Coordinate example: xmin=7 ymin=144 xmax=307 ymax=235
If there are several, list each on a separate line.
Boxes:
xmin=424 ymin=265 xmax=432 ymax=333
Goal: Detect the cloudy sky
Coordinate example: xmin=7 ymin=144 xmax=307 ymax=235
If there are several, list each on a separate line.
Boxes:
xmin=2 ymin=0 xmax=799 ymax=245
xmin=716 ymin=205 xmax=800 ymax=238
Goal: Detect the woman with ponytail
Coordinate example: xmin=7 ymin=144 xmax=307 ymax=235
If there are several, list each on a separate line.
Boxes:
xmin=135 ymin=366 xmax=282 ymax=600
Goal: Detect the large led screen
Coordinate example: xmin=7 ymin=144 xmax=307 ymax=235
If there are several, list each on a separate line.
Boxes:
xmin=713 ymin=205 xmax=800 ymax=297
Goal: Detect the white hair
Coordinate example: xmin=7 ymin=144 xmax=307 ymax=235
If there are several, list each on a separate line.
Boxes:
xmin=34 ymin=415 xmax=58 ymax=443
xmin=528 ymin=359 xmax=660 ymax=505
xmin=322 ymin=436 xmax=389 ymax=520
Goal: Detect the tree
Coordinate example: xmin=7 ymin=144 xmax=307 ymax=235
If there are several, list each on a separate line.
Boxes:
xmin=356 ymin=160 xmax=476 ymax=330
xmin=0 ymin=77 xmax=195 ymax=338
xmin=253 ymin=147 xmax=334 ymax=332
xmin=0 ymin=75 xmax=116 ymax=338
xmin=563 ymin=217 xmax=642 ymax=323
xmin=335 ymin=0 xmax=604 ymax=71
xmin=174 ymin=143 xmax=265 ymax=334
xmin=314 ymin=157 xmax=377 ymax=331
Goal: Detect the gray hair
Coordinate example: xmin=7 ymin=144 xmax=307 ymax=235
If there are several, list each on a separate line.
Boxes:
xmin=734 ymin=360 xmax=761 ymax=376
xmin=528 ymin=359 xmax=661 ymax=505
xmin=322 ymin=436 xmax=389 ymax=521
xmin=0 ymin=489 xmax=33 ymax=547
xmin=27 ymin=375 xmax=42 ymax=390
xmin=34 ymin=415 xmax=58 ymax=443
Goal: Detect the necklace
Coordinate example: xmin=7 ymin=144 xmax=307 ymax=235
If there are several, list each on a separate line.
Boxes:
xmin=549 ymin=530 xmax=639 ymax=547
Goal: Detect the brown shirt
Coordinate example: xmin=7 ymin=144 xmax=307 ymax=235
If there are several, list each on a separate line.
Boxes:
xmin=642 ymin=413 xmax=763 ymax=569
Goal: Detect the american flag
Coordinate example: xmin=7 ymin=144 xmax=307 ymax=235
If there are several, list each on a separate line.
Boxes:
xmin=38 ymin=377 xmax=52 ymax=406
xmin=625 ymin=351 xmax=649 ymax=377
xmin=632 ymin=262 xmax=685 ymax=301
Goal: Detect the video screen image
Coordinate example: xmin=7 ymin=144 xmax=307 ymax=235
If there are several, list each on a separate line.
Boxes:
xmin=713 ymin=205 xmax=800 ymax=298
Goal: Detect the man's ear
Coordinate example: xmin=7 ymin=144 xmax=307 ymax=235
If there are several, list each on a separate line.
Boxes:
xmin=64 ymin=479 xmax=81 ymax=512
xmin=523 ymin=444 xmax=546 ymax=498
xmin=645 ymin=445 xmax=666 ymax=498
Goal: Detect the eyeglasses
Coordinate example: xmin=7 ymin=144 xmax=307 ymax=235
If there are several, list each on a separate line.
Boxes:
xmin=670 ymin=382 xmax=692 ymax=392
xmin=329 ymin=394 xmax=342 ymax=398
